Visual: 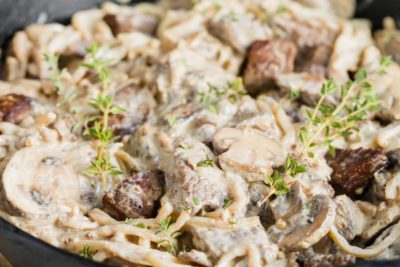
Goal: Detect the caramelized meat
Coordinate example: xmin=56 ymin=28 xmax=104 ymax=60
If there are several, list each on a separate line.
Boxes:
xmin=326 ymin=148 xmax=389 ymax=193
xmin=104 ymin=14 xmax=159 ymax=36
xmin=243 ymin=40 xmax=297 ymax=93
xmin=303 ymin=254 xmax=356 ymax=267
xmin=0 ymin=94 xmax=32 ymax=123
xmin=102 ymin=171 xmax=164 ymax=220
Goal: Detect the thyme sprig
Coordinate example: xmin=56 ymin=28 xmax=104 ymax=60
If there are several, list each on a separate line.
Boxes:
xmin=299 ymin=58 xmax=390 ymax=158
xmin=156 ymin=217 xmax=181 ymax=255
xmin=198 ymin=77 xmax=247 ymax=112
xmin=82 ymin=43 xmax=124 ymax=190
xmin=258 ymin=156 xmax=306 ymax=205
xmin=43 ymin=53 xmax=67 ymax=94
xmin=196 ymin=155 xmax=214 ymax=167
xmin=82 ymin=43 xmax=112 ymax=89
xmin=259 ymin=56 xmax=392 ymax=204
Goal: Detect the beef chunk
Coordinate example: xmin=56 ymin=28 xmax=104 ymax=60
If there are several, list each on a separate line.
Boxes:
xmin=326 ymin=148 xmax=389 ymax=193
xmin=303 ymin=254 xmax=356 ymax=267
xmin=102 ymin=171 xmax=164 ymax=220
xmin=0 ymin=94 xmax=32 ymax=123
xmin=104 ymin=13 xmax=159 ymax=36
xmin=243 ymin=40 xmax=297 ymax=93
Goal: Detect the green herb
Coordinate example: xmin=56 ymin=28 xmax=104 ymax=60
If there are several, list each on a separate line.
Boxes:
xmin=168 ymin=115 xmax=177 ymax=126
xmin=135 ymin=222 xmax=147 ymax=229
xmin=229 ymin=218 xmax=238 ymax=225
xmin=178 ymin=144 xmax=194 ymax=149
xmin=181 ymin=205 xmax=191 ymax=211
xmin=156 ymin=217 xmax=181 ymax=255
xmin=198 ymin=78 xmax=247 ymax=112
xmin=124 ymin=218 xmax=134 ymax=224
xmin=289 ymin=89 xmax=300 ymax=100
xmin=82 ymin=43 xmax=112 ymax=89
xmin=80 ymin=245 xmax=93 ymax=260
xmin=82 ymin=43 xmax=125 ymax=191
xmin=299 ymin=62 xmax=388 ymax=158
xmin=196 ymin=155 xmax=214 ymax=167
xmin=193 ymin=197 xmax=200 ymax=205
xmin=43 ymin=53 xmax=67 ymax=94
xmin=260 ymin=57 xmax=392 ymax=204
xmin=223 ymin=197 xmax=234 ymax=209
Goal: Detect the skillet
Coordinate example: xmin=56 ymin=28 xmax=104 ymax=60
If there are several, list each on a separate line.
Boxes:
xmin=1 ymin=0 xmax=400 ymax=266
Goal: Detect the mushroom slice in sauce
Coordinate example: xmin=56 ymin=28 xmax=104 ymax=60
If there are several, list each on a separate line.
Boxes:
xmin=102 ymin=170 xmax=164 ymax=220
xmin=268 ymin=192 xmax=336 ymax=252
xmin=0 ymin=146 xmax=80 ymax=216
xmin=326 ymin=148 xmax=389 ymax=193
xmin=212 ymin=127 xmax=286 ymax=182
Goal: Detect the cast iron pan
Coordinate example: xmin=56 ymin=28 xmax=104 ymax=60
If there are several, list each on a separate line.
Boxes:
xmin=1 ymin=0 xmax=400 ymax=266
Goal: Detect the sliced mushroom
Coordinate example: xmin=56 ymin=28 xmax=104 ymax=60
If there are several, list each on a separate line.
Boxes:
xmin=0 ymin=94 xmax=32 ymax=123
xmin=326 ymin=148 xmax=389 ymax=193
xmin=103 ymin=12 xmax=159 ymax=36
xmin=102 ymin=170 xmax=164 ymax=220
xmin=243 ymin=40 xmax=297 ymax=93
xmin=0 ymin=146 xmax=81 ymax=216
xmin=268 ymin=192 xmax=336 ymax=252
xmin=270 ymin=182 xmax=305 ymax=221
xmin=212 ymin=127 xmax=285 ymax=182
xmin=334 ymin=195 xmax=367 ymax=241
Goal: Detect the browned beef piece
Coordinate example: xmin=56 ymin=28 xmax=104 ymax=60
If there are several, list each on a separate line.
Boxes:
xmin=303 ymin=254 xmax=356 ymax=267
xmin=102 ymin=171 xmax=164 ymax=220
xmin=0 ymin=94 xmax=32 ymax=123
xmin=243 ymin=40 xmax=297 ymax=93
xmin=104 ymin=13 xmax=159 ymax=36
xmin=326 ymin=148 xmax=389 ymax=193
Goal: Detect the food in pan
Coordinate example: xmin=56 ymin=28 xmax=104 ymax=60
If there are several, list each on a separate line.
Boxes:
xmin=1 ymin=0 xmax=400 ymax=266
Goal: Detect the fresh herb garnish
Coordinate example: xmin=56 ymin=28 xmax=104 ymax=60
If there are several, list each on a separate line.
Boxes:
xmin=198 ymin=78 xmax=247 ymax=112
xmin=196 ymin=155 xmax=214 ymax=167
xmin=82 ymin=43 xmax=112 ymax=89
xmin=260 ymin=57 xmax=392 ymax=204
xmin=156 ymin=217 xmax=181 ymax=255
xmin=82 ymin=43 xmax=124 ymax=191
xmin=80 ymin=245 xmax=93 ymax=260
xmin=43 ymin=53 xmax=67 ymax=94
xmin=193 ymin=197 xmax=200 ymax=205
xmin=223 ymin=197 xmax=234 ymax=209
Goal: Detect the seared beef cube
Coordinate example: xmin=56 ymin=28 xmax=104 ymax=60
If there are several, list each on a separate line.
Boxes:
xmin=102 ymin=171 xmax=164 ymax=220
xmin=244 ymin=40 xmax=297 ymax=93
xmin=326 ymin=148 xmax=388 ymax=193
xmin=0 ymin=94 xmax=32 ymax=123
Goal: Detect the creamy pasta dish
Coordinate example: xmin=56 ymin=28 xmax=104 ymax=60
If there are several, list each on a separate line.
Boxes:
xmin=2 ymin=0 xmax=400 ymax=266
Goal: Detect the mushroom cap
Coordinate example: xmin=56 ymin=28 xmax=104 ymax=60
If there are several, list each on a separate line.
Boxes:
xmin=1 ymin=146 xmax=81 ymax=216
xmin=275 ymin=194 xmax=336 ymax=252
xmin=213 ymin=127 xmax=285 ymax=182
